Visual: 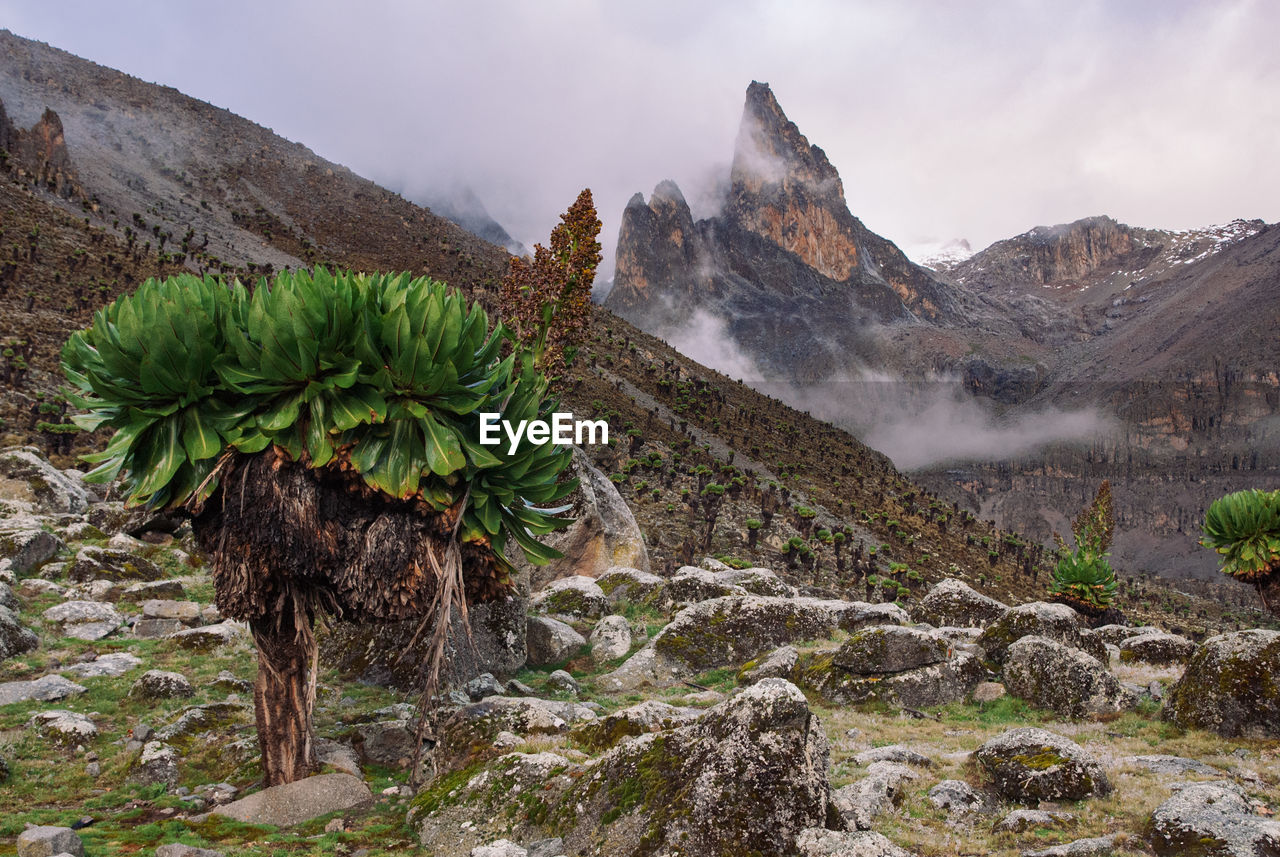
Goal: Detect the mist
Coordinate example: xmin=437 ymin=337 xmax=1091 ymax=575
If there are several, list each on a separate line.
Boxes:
xmin=2 ymin=0 xmax=1278 ymax=285
xmin=659 ymin=310 xmax=1108 ymax=471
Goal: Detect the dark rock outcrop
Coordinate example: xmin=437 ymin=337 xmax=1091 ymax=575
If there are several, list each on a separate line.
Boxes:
xmin=974 ymin=727 xmax=1110 ymax=802
xmin=1163 ymin=629 xmax=1280 ymax=738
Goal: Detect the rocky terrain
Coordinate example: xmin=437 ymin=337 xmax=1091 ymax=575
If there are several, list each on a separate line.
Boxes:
xmin=3 ymin=445 xmax=1279 ymax=856
xmin=605 ymin=80 xmax=1280 ymax=584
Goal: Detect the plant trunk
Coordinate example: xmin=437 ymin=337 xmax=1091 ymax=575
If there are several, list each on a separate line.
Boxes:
xmin=1258 ymin=574 xmax=1280 ymax=619
xmin=251 ymin=608 xmax=318 ymax=786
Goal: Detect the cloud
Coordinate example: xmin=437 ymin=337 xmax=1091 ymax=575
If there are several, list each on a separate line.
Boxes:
xmin=656 ymin=310 xmax=1109 ymax=471
xmin=1 ymin=0 xmax=1276 ymax=283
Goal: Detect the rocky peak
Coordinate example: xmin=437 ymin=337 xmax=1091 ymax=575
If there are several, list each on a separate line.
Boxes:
xmin=730 ymin=81 xmax=844 ymax=204
xmin=608 ymin=180 xmax=706 ymax=319
xmin=953 ymin=215 xmax=1154 ymax=289
xmin=0 ymin=98 xmax=82 ymax=199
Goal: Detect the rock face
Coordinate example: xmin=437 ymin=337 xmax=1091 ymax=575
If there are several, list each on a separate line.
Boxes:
xmin=559 ymin=679 xmax=830 ymax=857
xmin=1163 ymin=629 xmax=1280 ymax=738
xmin=604 ymin=82 xmax=962 ymax=386
xmin=916 ymin=579 xmax=1008 ymax=628
xmin=209 ymin=773 xmax=373 ymax=828
xmin=525 ymin=447 xmax=649 ymax=591
xmin=977 ymin=602 xmax=1083 ymax=664
xmin=0 ymin=604 xmax=38 ymax=660
xmin=974 ymin=727 xmax=1110 ymax=801
xmin=1003 ymin=636 xmax=1136 ymax=719
xmin=1146 ymin=782 xmax=1280 ymax=856
xmin=950 ymin=216 xmax=1153 ymax=290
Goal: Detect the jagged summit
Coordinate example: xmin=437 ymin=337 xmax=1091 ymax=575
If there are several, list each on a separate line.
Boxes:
xmin=731 ymin=81 xmax=844 ymax=204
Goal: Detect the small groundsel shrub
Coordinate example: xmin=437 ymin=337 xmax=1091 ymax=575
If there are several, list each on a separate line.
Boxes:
xmin=61 ymin=267 xmax=574 ymax=575
xmin=1049 ymin=480 xmax=1117 ymax=611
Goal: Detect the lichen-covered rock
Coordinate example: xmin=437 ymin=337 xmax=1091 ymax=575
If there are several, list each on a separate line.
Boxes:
xmin=356 ymin=720 xmax=416 ymax=767
xmin=42 ymin=600 xmax=123 ymax=640
xmin=0 ymin=523 xmax=63 ymax=576
xmin=833 ymin=625 xmax=949 ymax=675
xmin=974 ymin=727 xmax=1110 ymax=801
xmin=1003 ymin=636 xmax=1136 ymax=719
xmin=993 ymin=808 xmax=1075 ymax=833
xmin=1075 ymin=628 xmax=1109 ymax=663
xmin=545 ymin=669 xmax=579 ymax=695
xmin=596 ymin=566 xmax=668 ymax=608
xmin=570 ymin=699 xmax=702 ymax=752
xmin=117 ymin=579 xmax=187 ymax=602
xmin=130 ymin=669 xmax=194 ymax=700
xmin=0 ymin=446 xmax=89 ymax=514
xmin=716 ymin=567 xmax=797 ymax=598
xmin=588 ymin=614 xmax=632 ymax=663
xmin=0 ymin=673 xmax=85 ymax=705
xmin=465 ymin=673 xmax=505 ymax=701
xmin=916 ymin=578 xmax=1007 ymax=628
xmin=155 ymin=702 xmax=251 ymax=745
xmin=66 ymin=545 xmax=163 ymax=581
xmin=525 ymin=446 xmax=649 ymax=592
xmin=210 ymin=772 xmax=373 ymax=828
xmin=1093 ymin=624 xmax=1160 ymax=646
xmin=0 ymin=604 xmax=38 ymax=660
xmin=1120 ymin=632 xmax=1196 ymax=666
xmin=27 ymin=709 xmax=97 ymax=745
xmin=853 ymin=745 xmax=933 ymax=767
xmin=667 ymin=566 xmax=748 ymax=603
xmin=1122 ymin=755 xmax=1219 ymax=776
xmin=435 ymin=696 xmax=596 ymax=774
xmin=559 ymin=679 xmax=830 ymax=857
xmin=653 ymin=596 xmax=907 ymax=673
xmin=15 ymin=824 xmax=85 ymax=857
xmin=830 ymin=761 xmax=918 ymax=830
xmin=796 ymin=828 xmax=915 ymax=856
xmin=928 ymin=779 xmax=991 ymax=813
xmin=802 ymin=649 xmax=986 ymax=709
xmin=525 ymin=616 xmax=587 ymax=667
xmin=1163 ymin=629 xmax=1280 ymax=738
xmin=61 ymin=652 xmax=143 ymax=678
xmin=1022 ymin=835 xmax=1119 ymax=857
xmin=977 ymin=602 xmax=1083 ymax=664
xmin=1146 ymin=781 xmax=1280 ymax=856
xmin=739 ymin=644 xmax=800 ymax=684
xmin=530 ymin=575 xmax=608 ymax=619
xmin=129 ymin=740 xmax=179 ymax=786
xmin=167 ymin=621 xmax=246 ymax=650
xmin=470 ymin=841 xmax=527 ymax=857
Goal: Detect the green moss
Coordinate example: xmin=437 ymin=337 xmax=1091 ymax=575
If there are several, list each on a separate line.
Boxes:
xmin=1010 ymin=749 xmax=1068 ymax=771
xmin=409 ymin=762 xmax=485 ymax=816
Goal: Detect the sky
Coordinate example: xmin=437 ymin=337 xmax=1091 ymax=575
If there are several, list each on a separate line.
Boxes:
xmin=3 ymin=0 xmax=1278 ymax=277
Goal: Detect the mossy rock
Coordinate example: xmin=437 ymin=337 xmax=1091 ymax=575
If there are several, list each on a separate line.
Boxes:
xmin=974 ymin=727 xmax=1110 ymax=801
xmin=1163 ymin=629 xmax=1280 ymax=738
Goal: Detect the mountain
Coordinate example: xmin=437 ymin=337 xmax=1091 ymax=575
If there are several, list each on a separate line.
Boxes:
xmin=607 ymin=81 xmax=1279 ymax=582
xmin=416 ymin=183 xmax=528 ymax=256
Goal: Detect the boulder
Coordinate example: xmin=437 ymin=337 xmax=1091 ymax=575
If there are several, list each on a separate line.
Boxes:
xmin=977 ymin=602 xmax=1083 ymax=664
xmin=470 ymin=842 xmax=527 ymax=857
xmin=830 ymin=761 xmax=918 ymax=830
xmin=130 ymin=740 xmax=179 ymax=787
xmin=27 ymin=709 xmax=97 ymax=745
xmin=974 ymin=727 xmax=1110 ymax=801
xmin=1147 ymin=781 xmax=1280 ymax=856
xmin=156 ymin=702 xmax=251 ymax=744
xmin=993 ymin=808 xmax=1075 ymax=833
xmin=588 ymin=614 xmax=632 ymax=662
xmin=209 ymin=773 xmax=373 ymax=827
xmin=1122 ymin=755 xmax=1219 ymax=776
xmin=1003 ymin=636 xmax=1136 ymax=719
xmin=141 ymin=599 xmax=202 ymax=623
xmin=0 ymin=446 xmax=89 ymax=514
xmin=596 ymin=566 xmax=667 ymax=607
xmin=0 ymin=673 xmax=85 ymax=705
xmin=135 ymin=618 xmax=188 ymax=639
xmin=1075 ymin=628 xmax=1109 ymax=663
xmin=435 ymin=696 xmax=596 ymax=774
xmin=739 ymin=644 xmax=800 ymax=684
xmin=545 ymin=669 xmax=579 ymax=695
xmin=803 ymin=648 xmax=986 ymax=709
xmin=0 ymin=524 xmax=63 ymax=576
xmin=525 ymin=447 xmax=649 ymax=591
xmin=15 ymin=824 xmax=84 ymax=857
xmin=0 ymin=604 xmax=39 ymax=660
xmin=927 ymin=779 xmax=991 ymax=813
xmin=465 ymin=673 xmax=505 ymax=701
xmin=1120 ymin=632 xmax=1196 ymax=666
xmin=1093 ymin=624 xmax=1160 ymax=646
xmin=66 ymin=545 xmax=163 ymax=581
xmin=569 ymin=699 xmax=701 ymax=751
xmin=667 ymin=566 xmax=748 ymax=603
xmin=117 ymin=580 xmax=187 ymax=602
xmin=557 ymin=679 xmax=829 ymax=857
xmin=916 ymin=578 xmax=1007 ymax=628
xmin=526 ymin=616 xmax=587 ymax=667
xmin=62 ymin=652 xmax=143 ymax=678
xmin=167 ymin=622 xmax=246 ymax=650
xmin=42 ymin=599 xmax=123 ymax=630
xmin=1163 ymin=629 xmax=1280 ymax=738
xmin=832 ymin=625 xmax=949 ymax=674
xmin=1023 ymin=835 xmax=1119 ymax=857
xmin=530 ymin=575 xmax=608 ymax=619
xmin=155 ymin=845 xmax=226 ymax=857
xmin=715 ymin=567 xmax=797 ymax=597
xmin=356 ymin=720 xmax=416 ymax=768
xmin=853 ymin=745 xmax=933 ymax=767
xmin=130 ymin=670 xmax=195 ymax=700
xmin=795 ymin=828 xmax=915 ymax=856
